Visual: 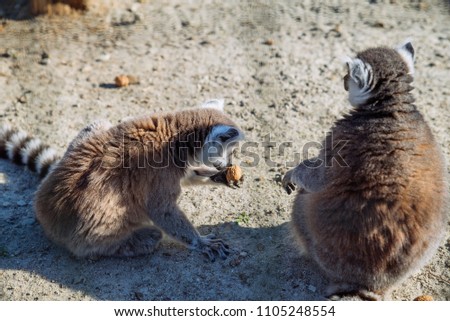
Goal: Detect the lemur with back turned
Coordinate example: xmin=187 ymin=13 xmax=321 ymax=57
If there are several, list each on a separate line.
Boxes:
xmin=283 ymin=42 xmax=448 ymax=300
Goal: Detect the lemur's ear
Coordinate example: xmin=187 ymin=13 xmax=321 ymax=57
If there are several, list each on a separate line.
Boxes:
xmin=345 ymin=58 xmax=372 ymax=90
xmin=396 ymin=40 xmax=415 ymax=74
xmin=201 ymin=99 xmax=224 ymax=111
xmin=207 ymin=125 xmax=243 ymax=143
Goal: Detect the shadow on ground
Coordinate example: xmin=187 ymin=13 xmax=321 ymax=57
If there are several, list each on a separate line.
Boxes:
xmin=0 ymin=160 xmax=326 ymax=301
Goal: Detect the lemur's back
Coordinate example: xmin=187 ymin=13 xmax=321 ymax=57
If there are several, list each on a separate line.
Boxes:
xmin=286 ymin=43 xmax=448 ymax=300
xmin=310 ymin=105 xmax=447 ymax=289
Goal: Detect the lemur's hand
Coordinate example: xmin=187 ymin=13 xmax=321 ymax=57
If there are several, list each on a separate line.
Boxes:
xmin=209 ymin=168 xmax=229 ymax=185
xmin=196 ymin=234 xmax=230 ymax=262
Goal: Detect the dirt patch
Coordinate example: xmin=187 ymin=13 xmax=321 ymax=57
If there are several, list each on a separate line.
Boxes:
xmin=0 ymin=0 xmax=449 ymax=300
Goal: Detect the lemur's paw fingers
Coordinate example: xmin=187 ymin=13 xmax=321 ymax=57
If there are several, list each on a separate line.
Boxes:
xmin=285 ymin=183 xmax=296 ymax=194
xmin=210 ymin=169 xmax=228 ymax=185
xmin=203 ymin=233 xmax=216 ymax=240
xmin=281 ymin=170 xmax=297 ymax=195
xmin=200 ymin=235 xmax=230 ymax=261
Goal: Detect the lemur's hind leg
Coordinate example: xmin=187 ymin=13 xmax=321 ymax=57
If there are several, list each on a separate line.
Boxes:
xmin=149 ymin=204 xmax=230 ymax=261
xmin=325 ymin=283 xmax=384 ymax=301
xmin=112 ymin=227 xmax=163 ymax=258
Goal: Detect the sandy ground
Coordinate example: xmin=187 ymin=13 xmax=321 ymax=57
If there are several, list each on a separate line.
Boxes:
xmin=0 ymin=0 xmax=449 ymax=301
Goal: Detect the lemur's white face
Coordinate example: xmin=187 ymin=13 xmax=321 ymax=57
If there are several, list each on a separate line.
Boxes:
xmin=181 ymin=99 xmax=244 ymax=186
xmin=200 ymin=99 xmax=244 ymax=170
xmin=344 ymin=57 xmax=374 ymax=107
xmin=201 ymin=124 xmax=243 ymax=170
xmin=343 ymin=40 xmax=415 ymax=108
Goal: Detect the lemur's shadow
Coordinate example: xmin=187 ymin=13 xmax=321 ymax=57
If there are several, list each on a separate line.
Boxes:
xmin=0 ymin=160 xmax=326 ymax=301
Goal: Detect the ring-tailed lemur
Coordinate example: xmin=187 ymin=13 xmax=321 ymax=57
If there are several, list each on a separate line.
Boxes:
xmin=282 ymin=41 xmax=448 ymax=300
xmin=1 ymin=99 xmax=244 ymax=261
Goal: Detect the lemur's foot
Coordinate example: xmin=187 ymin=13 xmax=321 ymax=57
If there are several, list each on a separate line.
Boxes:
xmin=325 ymin=283 xmax=383 ymax=301
xmin=197 ymin=234 xmax=230 ymax=262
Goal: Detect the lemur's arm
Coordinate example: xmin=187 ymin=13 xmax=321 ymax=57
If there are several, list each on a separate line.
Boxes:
xmin=148 ymin=200 xmax=229 ymax=261
xmin=282 ymin=157 xmax=326 ymax=194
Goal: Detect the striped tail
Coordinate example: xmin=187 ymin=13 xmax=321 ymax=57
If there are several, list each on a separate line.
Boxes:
xmin=0 ymin=124 xmax=60 ymax=178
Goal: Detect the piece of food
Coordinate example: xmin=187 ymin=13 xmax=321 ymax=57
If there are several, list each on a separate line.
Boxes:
xmin=114 ymin=75 xmax=140 ymax=87
xmin=413 ymin=295 xmax=433 ymax=301
xmin=209 ymin=165 xmax=244 ymax=187
xmin=226 ymin=165 xmax=243 ymax=183
xmin=114 ymin=75 xmax=130 ymax=87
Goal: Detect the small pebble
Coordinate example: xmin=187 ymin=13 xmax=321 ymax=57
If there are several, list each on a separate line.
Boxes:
xmin=134 ymin=291 xmax=144 ymax=300
xmin=130 ymin=3 xmax=140 ymax=12
xmin=115 ymin=75 xmax=130 ymax=87
xmin=256 ymin=243 xmax=265 ymax=251
xmin=414 ymin=295 xmax=433 ymax=301
xmin=81 ymin=65 xmax=92 ymax=73
xmin=16 ymin=200 xmax=27 ymax=207
xmin=307 ymin=285 xmax=316 ymax=292
xmin=229 ymin=257 xmax=241 ymax=267
xmin=239 ymin=251 xmax=248 ymax=258
xmin=72 ymin=277 xmax=85 ymax=285
xmin=22 ymin=218 xmax=35 ymax=225
xmin=39 ymin=53 xmax=50 ymax=65
xmin=97 ymin=53 xmax=111 ymax=62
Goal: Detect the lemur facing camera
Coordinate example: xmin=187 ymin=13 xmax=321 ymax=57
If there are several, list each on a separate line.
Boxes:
xmin=0 ymin=99 xmax=244 ymax=261
xmin=282 ymin=42 xmax=448 ymax=300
